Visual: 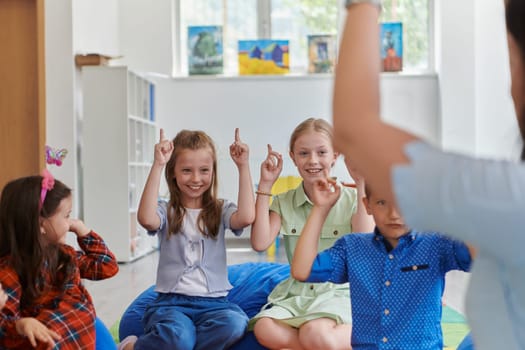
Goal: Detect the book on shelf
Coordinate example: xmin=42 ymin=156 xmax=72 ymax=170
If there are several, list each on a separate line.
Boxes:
xmin=307 ymin=34 xmax=337 ymax=74
xmin=238 ymin=39 xmax=289 ymax=75
xmin=149 ymin=84 xmax=155 ymax=121
xmin=380 ymin=22 xmax=403 ymax=72
xmin=188 ymin=25 xmax=224 ymax=75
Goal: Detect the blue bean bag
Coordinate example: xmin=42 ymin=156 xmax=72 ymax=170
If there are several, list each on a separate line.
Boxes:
xmin=118 ymin=262 xmax=290 ymax=349
xmin=96 ymin=317 xmax=117 ymax=350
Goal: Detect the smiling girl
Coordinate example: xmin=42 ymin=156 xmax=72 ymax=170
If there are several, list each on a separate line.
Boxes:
xmin=250 ymin=118 xmax=373 ymax=350
xmin=118 ymin=128 xmax=255 ymax=350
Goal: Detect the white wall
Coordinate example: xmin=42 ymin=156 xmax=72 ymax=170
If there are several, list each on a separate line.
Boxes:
xmin=117 ymin=0 xmax=173 ymax=76
xmin=436 ymin=0 xmax=477 ymax=154
xmin=437 ymin=0 xmax=517 ymax=158
xmin=72 ymin=0 xmax=120 ymax=56
xmin=474 ymin=0 xmax=518 ymax=159
xmin=45 ymin=0 xmax=78 ymax=215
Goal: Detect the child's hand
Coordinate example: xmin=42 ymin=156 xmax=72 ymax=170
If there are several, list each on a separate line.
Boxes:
xmin=0 ymin=283 xmax=7 ymax=309
xmin=15 ymin=317 xmax=61 ymax=349
xmin=230 ymin=128 xmax=249 ymax=167
xmin=260 ymin=144 xmax=282 ymax=185
xmin=69 ymin=219 xmax=90 ymax=237
xmin=154 ymin=129 xmax=174 ymax=166
xmin=311 ymin=178 xmax=341 ymax=210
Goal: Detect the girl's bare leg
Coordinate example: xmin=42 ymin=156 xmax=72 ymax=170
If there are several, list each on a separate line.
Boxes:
xmin=298 ymin=318 xmax=352 ymax=350
xmin=253 ymin=317 xmax=305 ymax=350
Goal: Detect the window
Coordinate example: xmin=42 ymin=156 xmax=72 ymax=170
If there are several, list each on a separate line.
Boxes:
xmin=174 ymin=0 xmax=432 ymax=76
xmin=270 ymin=0 xmax=338 ymax=72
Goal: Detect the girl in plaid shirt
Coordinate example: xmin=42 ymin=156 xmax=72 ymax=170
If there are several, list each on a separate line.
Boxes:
xmin=0 ymin=174 xmax=119 ymax=349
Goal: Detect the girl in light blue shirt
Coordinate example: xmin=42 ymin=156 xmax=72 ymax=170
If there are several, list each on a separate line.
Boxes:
xmin=118 ymin=128 xmax=255 ymax=350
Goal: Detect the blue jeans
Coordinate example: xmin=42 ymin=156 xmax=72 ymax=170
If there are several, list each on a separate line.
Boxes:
xmin=135 ymin=293 xmax=248 ymax=350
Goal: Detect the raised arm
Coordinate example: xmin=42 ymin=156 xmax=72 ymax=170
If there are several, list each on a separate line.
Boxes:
xmin=291 ymin=178 xmax=340 ymax=281
xmin=333 ymin=2 xmax=417 ymax=205
xmin=229 ymin=128 xmax=256 ymax=229
xmin=251 ymin=144 xmax=283 ymax=251
xmin=138 ymin=128 xmax=173 ymax=231
xmin=69 ymin=219 xmax=118 ymax=279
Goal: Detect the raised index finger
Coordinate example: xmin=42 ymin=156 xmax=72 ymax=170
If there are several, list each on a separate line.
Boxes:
xmin=159 ymin=128 xmax=166 ymax=142
xmin=234 ymin=128 xmax=240 ymax=143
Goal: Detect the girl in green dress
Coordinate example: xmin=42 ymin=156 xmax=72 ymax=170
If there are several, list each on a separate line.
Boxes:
xmin=250 ymin=118 xmax=373 ymax=350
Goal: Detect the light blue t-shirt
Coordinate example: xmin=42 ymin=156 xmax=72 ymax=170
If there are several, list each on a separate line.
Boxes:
xmin=393 ymin=141 xmax=525 ymax=350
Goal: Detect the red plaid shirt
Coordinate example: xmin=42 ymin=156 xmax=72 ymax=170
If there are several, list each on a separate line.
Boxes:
xmin=0 ymin=231 xmax=118 ymax=350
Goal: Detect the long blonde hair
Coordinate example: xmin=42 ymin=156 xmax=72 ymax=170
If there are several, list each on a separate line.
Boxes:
xmin=164 ymin=130 xmax=222 ymax=238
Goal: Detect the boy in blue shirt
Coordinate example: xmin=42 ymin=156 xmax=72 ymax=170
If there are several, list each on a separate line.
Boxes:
xmin=291 ymin=177 xmax=472 ymax=350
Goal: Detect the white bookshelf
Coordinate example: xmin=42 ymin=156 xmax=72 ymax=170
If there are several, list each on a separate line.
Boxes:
xmin=82 ymin=66 xmax=158 ymax=262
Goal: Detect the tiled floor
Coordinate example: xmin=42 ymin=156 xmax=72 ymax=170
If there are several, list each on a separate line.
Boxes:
xmin=85 ymin=238 xmax=470 ymax=328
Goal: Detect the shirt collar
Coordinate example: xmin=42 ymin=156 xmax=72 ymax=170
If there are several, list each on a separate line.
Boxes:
xmin=293 ymin=182 xmax=312 ymax=208
xmin=373 ymin=227 xmax=416 ymax=251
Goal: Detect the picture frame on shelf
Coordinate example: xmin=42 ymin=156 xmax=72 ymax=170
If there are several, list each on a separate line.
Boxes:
xmin=380 ymin=22 xmax=403 ymax=72
xmin=238 ymin=39 xmax=290 ymax=75
xmin=188 ymin=25 xmax=224 ymax=75
xmin=307 ymin=34 xmax=337 ymax=74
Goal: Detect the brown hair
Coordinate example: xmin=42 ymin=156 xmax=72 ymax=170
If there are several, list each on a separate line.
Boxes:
xmin=506 ymin=0 xmax=525 ymax=160
xmin=164 ymin=130 xmax=222 ymax=239
xmin=0 ymin=176 xmax=75 ymax=308
xmin=289 ymin=117 xmax=334 ymax=153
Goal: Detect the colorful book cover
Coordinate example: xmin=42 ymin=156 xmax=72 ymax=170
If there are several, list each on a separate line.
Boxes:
xmin=307 ymin=34 xmax=337 ymax=74
xmin=188 ymin=25 xmax=223 ymax=75
xmin=380 ymin=22 xmax=403 ymax=72
xmin=238 ymin=39 xmax=289 ymax=75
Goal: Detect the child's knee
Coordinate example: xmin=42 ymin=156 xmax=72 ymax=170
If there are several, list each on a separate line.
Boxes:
xmin=143 ymin=322 xmax=196 ymax=350
xmin=215 ymin=309 xmax=248 ymax=340
xmin=253 ymin=317 xmax=274 ymax=337
xmin=299 ymin=320 xmax=342 ymax=350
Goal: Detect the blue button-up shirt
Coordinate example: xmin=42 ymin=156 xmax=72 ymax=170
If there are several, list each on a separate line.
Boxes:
xmin=307 ymin=229 xmax=471 ymax=350
xmin=393 ymin=141 xmax=525 ymax=350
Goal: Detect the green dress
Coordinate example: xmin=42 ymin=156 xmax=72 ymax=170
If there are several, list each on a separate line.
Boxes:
xmin=249 ymin=182 xmax=357 ymax=328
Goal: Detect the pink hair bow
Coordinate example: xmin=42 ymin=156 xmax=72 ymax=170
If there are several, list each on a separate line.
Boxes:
xmin=40 ymin=168 xmax=55 ymax=210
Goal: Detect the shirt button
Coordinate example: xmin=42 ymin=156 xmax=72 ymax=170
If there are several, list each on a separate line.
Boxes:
xmin=384 ymin=309 xmax=390 ymax=315
xmin=333 ymin=230 xmax=338 ymax=236
xmin=388 ymin=254 xmax=394 ymax=260
xmin=385 ymin=280 xmax=391 ymax=287
xmin=412 ymin=265 xmax=418 ymax=271
xmin=382 ymin=337 xmax=388 ymax=343
xmin=291 ymin=228 xmax=296 ymax=234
